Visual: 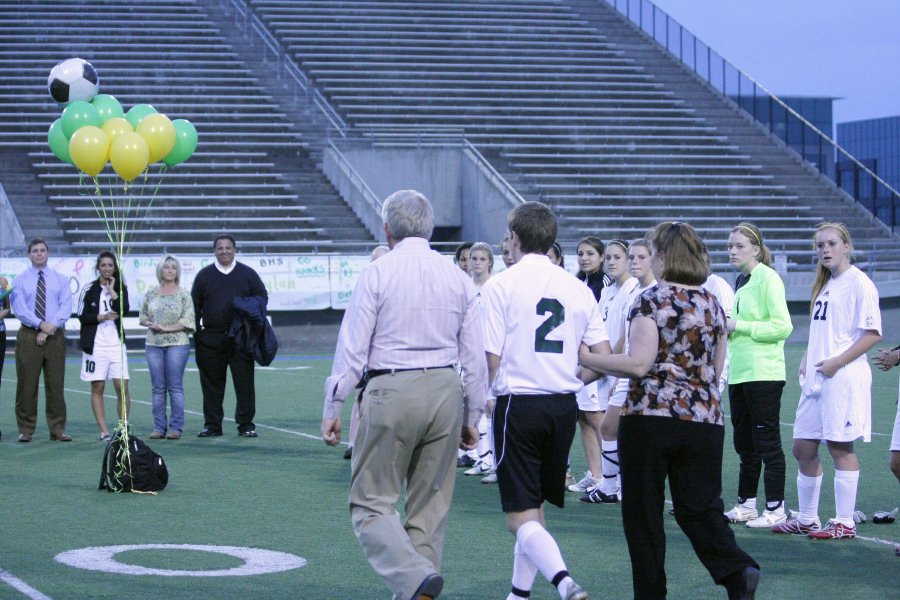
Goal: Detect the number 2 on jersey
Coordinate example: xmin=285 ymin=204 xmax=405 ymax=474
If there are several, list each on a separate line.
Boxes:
xmin=813 ymin=300 xmax=829 ymax=321
xmin=535 ymin=298 xmax=564 ymax=353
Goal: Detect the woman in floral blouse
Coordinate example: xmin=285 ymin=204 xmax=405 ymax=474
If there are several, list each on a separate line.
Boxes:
xmin=580 ymin=222 xmax=759 ymax=600
xmin=140 ymin=255 xmax=195 ymax=440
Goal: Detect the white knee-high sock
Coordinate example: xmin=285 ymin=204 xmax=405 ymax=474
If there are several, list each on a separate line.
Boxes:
xmin=516 ymin=521 xmax=570 ymax=598
xmin=599 ymin=439 xmax=619 ymax=494
xmin=797 ymin=472 xmax=823 ymax=523
xmin=834 ymin=469 xmax=860 ymax=526
xmin=507 ymin=539 xmax=537 ymax=598
xmin=476 ymin=414 xmax=490 ymax=463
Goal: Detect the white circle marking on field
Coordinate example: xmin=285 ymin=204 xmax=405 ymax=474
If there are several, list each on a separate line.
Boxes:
xmin=54 ymin=544 xmax=306 ymax=577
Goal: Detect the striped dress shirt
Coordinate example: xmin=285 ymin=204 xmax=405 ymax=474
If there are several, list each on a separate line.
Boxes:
xmin=11 ymin=266 xmax=73 ymax=329
xmin=324 ymin=237 xmax=487 ymax=427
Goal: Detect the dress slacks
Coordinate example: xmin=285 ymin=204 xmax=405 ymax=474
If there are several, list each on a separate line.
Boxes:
xmin=349 ymin=368 xmax=463 ymax=600
xmin=619 ymin=415 xmax=757 ymax=600
xmin=15 ymin=327 xmax=67 ymax=435
xmin=194 ymin=330 xmax=255 ymax=432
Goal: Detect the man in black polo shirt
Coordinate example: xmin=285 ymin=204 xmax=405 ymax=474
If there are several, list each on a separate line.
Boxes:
xmin=191 ymin=234 xmax=268 ymax=438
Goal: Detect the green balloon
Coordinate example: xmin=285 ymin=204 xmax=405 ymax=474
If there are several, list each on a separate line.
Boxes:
xmin=60 ymin=100 xmax=101 ymax=138
xmin=163 ymin=119 xmax=198 ymax=167
xmin=48 ymin=118 xmax=72 ymax=164
xmin=125 ymin=103 xmax=157 ymax=129
xmin=91 ymin=94 xmax=124 ymax=123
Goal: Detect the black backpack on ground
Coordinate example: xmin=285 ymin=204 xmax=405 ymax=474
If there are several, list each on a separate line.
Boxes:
xmin=99 ymin=430 xmax=168 ymax=493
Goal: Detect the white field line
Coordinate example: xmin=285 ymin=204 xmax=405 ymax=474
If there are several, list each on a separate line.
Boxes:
xmin=0 ymin=568 xmax=52 ymax=600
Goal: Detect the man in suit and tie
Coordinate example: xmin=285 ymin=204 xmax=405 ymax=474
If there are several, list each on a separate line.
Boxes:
xmin=11 ymin=238 xmax=73 ymax=442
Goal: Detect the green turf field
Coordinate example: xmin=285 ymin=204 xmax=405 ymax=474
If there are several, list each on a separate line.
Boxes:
xmin=0 ymin=344 xmax=897 ymax=599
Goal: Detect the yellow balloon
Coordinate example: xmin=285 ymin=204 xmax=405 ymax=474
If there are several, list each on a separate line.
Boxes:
xmin=136 ymin=113 xmax=175 ymax=163
xmin=110 ymin=132 xmax=150 ymax=182
xmin=68 ymin=126 xmax=109 ymax=177
xmin=101 ymin=117 xmax=133 ymax=145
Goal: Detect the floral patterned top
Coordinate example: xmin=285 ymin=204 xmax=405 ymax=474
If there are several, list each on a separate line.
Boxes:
xmin=139 ymin=286 xmax=195 ymax=347
xmin=624 ymin=283 xmax=726 ymax=425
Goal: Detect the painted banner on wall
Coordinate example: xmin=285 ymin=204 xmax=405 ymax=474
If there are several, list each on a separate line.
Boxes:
xmin=0 ymin=254 xmax=360 ymax=312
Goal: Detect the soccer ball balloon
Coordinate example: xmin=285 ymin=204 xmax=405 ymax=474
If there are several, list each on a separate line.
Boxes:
xmin=48 ymin=58 xmax=99 ymax=105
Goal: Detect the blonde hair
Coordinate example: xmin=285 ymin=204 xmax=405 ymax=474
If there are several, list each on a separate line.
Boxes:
xmin=469 ymin=241 xmax=495 ymax=271
xmin=156 ymin=254 xmax=182 ymax=285
xmin=810 ymin=222 xmax=853 ymax=312
xmin=730 ymin=222 xmax=772 ymax=267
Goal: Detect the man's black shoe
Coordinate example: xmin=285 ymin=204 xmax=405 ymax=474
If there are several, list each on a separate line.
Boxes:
xmin=238 ymin=429 xmax=258 ymax=438
xmin=197 ymin=428 xmax=222 ymax=438
xmin=411 ymin=573 xmax=443 ymax=600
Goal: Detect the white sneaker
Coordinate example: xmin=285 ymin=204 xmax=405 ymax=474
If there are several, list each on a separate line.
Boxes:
xmin=568 ymin=471 xmax=599 ymax=493
xmin=564 ymin=580 xmax=589 ymax=600
xmin=464 ymin=461 xmax=491 ymax=476
xmin=725 ymin=504 xmax=759 ymax=523
xmin=746 ymin=509 xmax=787 ymax=528
xmin=481 ymin=471 xmax=497 ymax=484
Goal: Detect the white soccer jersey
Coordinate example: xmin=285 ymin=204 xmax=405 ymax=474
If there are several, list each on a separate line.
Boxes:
xmin=611 ymin=281 xmax=657 ymax=401
xmin=803 ymin=265 xmax=881 ymax=375
xmin=600 ymin=277 xmax=640 ymax=350
xmin=703 ymin=273 xmax=733 ymax=391
xmin=484 ymin=253 xmax=609 ymax=396
xmin=703 ymin=273 xmax=734 ymax=318
xmin=94 ymin=287 xmax=120 ymax=348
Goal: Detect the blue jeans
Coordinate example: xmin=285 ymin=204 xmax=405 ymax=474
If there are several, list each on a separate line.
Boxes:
xmin=146 ymin=344 xmax=190 ymax=434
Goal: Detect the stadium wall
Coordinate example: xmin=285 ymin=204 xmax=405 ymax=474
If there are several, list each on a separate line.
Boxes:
xmin=324 ymin=146 xmax=516 ymax=244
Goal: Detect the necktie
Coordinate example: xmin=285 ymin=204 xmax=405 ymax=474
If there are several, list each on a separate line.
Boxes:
xmin=35 ymin=270 xmax=46 ymax=322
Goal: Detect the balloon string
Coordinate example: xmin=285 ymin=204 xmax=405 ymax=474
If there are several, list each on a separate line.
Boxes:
xmin=89 ymin=176 xmax=116 ymax=250
xmin=125 ymin=165 xmax=164 ymax=251
xmin=121 ymin=168 xmax=143 ymax=253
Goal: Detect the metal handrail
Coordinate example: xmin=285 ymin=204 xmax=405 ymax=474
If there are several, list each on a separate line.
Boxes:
xmin=326 ymin=139 xmax=383 ymax=215
xmin=602 ymin=0 xmax=900 ymax=230
xmin=462 ymin=140 xmax=526 ymax=207
xmin=229 ymin=0 xmax=349 ymax=137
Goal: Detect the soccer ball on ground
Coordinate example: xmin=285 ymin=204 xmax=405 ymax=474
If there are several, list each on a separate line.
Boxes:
xmin=48 ymin=58 xmax=99 ymax=104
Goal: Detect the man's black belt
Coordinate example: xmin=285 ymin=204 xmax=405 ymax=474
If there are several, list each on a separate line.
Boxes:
xmin=496 ymin=393 xmax=576 ymax=402
xmin=366 ymin=365 xmax=454 ymax=380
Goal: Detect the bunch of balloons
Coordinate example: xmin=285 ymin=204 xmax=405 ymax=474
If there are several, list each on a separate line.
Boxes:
xmin=46 ymin=58 xmax=198 ymax=182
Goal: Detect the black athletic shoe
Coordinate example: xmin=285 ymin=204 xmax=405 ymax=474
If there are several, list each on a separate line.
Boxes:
xmin=580 ymin=487 xmax=620 ymax=504
xmin=238 ymin=429 xmax=258 ymax=438
xmin=457 ymin=454 xmax=477 ymax=468
xmin=197 ymin=428 xmax=222 ymax=438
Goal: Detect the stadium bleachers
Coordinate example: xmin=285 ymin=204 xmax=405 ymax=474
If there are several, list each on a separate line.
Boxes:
xmin=1 ymin=0 xmax=896 ymax=268
xmin=242 ymin=0 xmax=898 ymax=268
xmin=0 ymin=0 xmax=374 ymax=254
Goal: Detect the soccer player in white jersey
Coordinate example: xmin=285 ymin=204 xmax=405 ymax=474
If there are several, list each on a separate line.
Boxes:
xmin=464 ymin=242 xmax=497 ymax=480
xmin=483 ymin=202 xmax=610 ymax=600
xmin=584 ymin=239 xmax=656 ymax=503
xmin=772 ymin=222 xmax=882 ymax=539
xmin=702 ymin=247 xmax=734 ymax=393
xmin=577 ymin=239 xmax=637 ymax=503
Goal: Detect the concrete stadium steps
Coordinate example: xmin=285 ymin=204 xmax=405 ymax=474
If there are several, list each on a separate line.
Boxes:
xmin=236 ymin=0 xmax=898 ymax=270
xmin=562 ymin=0 xmax=895 ymax=258
xmin=0 ymin=0 xmax=374 ymax=253
xmin=244 ymin=0 xmax=812 ymax=258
